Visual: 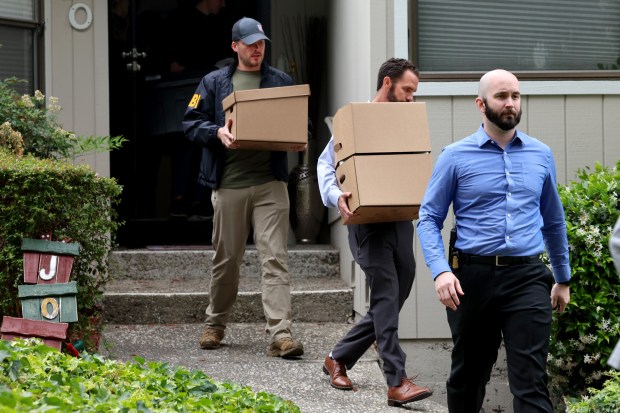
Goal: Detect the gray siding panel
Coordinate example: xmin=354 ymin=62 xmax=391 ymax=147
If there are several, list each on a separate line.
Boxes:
xmin=49 ymin=0 xmax=110 ymax=176
xmin=603 ymin=96 xmax=620 ymax=169
xmin=566 ymin=96 xmax=604 ymax=182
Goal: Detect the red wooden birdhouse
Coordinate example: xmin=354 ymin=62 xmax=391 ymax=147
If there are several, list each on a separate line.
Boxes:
xmin=21 ymin=237 xmax=80 ymax=284
xmin=0 ymin=316 xmax=68 ymax=350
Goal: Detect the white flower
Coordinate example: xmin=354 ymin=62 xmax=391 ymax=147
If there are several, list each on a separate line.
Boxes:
xmin=591 ymin=370 xmax=603 ymax=381
xmin=601 ymin=318 xmax=611 ymax=332
xmin=20 ymin=95 xmax=34 ymax=107
xmin=579 ymin=334 xmax=596 ymax=345
xmin=34 ymin=90 xmax=44 ymax=101
xmin=48 ymin=96 xmax=61 ymax=112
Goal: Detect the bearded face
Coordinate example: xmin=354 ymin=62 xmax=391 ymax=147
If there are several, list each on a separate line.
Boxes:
xmin=483 ymin=98 xmax=522 ymax=131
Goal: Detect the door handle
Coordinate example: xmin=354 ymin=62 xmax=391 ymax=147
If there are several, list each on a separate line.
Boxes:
xmin=121 ymin=48 xmax=147 ymax=72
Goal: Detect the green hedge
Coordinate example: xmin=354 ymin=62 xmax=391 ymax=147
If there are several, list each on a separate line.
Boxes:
xmin=0 ymin=338 xmax=301 ymax=412
xmin=0 ymin=150 xmax=122 ymax=350
xmin=548 ymin=161 xmax=620 ymax=409
xmin=566 ymin=371 xmax=620 ymax=413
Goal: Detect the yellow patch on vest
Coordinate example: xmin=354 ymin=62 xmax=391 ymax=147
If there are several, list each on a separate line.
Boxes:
xmin=188 ymin=94 xmax=201 ymax=108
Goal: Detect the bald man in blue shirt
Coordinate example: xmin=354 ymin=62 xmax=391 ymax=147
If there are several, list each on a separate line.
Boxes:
xmin=417 ymin=69 xmax=571 ymax=413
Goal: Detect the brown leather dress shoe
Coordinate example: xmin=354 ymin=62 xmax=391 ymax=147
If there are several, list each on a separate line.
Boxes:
xmin=322 ymin=354 xmax=353 ymax=390
xmin=387 ymin=377 xmax=433 ymax=407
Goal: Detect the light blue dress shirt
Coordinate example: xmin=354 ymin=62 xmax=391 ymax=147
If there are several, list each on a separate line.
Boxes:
xmin=417 ymin=125 xmax=571 ymax=283
xmin=317 ymin=137 xmax=343 ymax=209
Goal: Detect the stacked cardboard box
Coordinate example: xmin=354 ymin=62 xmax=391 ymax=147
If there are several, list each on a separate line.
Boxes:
xmin=222 ymin=84 xmax=310 ymax=151
xmin=333 ymin=102 xmax=433 ymax=224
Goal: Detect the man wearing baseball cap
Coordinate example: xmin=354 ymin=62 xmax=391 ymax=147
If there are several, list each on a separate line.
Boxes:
xmin=183 ymin=17 xmax=305 ymax=358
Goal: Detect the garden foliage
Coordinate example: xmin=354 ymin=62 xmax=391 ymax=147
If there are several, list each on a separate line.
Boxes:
xmin=0 ymin=77 xmax=125 ymax=159
xmin=0 ymin=338 xmax=300 ymax=412
xmin=0 ymin=151 xmax=122 ymax=350
xmin=548 ymin=161 xmax=620 ymax=403
xmin=566 ymin=370 xmax=620 ymax=413
xmin=0 ymin=77 xmax=125 ymax=351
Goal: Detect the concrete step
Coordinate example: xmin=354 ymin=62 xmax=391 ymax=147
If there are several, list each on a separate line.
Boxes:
xmin=103 ymin=245 xmax=352 ymax=324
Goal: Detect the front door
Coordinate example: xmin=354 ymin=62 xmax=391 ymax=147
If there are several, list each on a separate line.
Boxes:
xmin=108 ymin=0 xmax=266 ymax=247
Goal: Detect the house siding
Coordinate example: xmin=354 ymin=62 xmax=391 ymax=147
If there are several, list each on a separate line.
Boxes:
xmin=326 ymin=0 xmax=620 ymax=340
xmin=46 ymin=0 xmax=110 ymax=177
xmin=45 ymin=0 xmax=620 ymax=341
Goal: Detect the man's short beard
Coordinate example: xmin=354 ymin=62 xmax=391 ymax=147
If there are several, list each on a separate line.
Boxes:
xmin=483 ymin=98 xmax=522 ymax=131
xmin=387 ymin=83 xmax=398 ymax=102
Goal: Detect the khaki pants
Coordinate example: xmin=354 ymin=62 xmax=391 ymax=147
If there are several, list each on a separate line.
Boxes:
xmin=206 ymin=180 xmax=292 ymax=341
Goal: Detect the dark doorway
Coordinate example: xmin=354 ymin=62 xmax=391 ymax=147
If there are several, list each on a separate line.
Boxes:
xmin=108 ymin=0 xmax=269 ymax=248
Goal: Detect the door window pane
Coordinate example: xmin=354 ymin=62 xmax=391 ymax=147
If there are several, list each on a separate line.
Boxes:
xmin=417 ymin=0 xmax=620 ymax=72
xmin=0 ymin=0 xmax=40 ymax=92
xmin=0 ymin=26 xmax=34 ymax=89
xmin=0 ymin=0 xmax=35 ymax=20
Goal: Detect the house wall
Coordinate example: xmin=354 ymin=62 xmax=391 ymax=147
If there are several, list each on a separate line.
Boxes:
xmin=45 ymin=0 xmax=110 ymax=177
xmin=46 ymin=0 xmax=620 ymax=338
xmin=325 ymin=0 xmax=449 ymax=337
xmin=44 ymin=0 xmax=620 ymax=410
xmin=326 ymin=0 xmax=620 ymax=341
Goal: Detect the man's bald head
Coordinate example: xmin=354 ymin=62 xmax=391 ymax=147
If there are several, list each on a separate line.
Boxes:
xmin=478 ymin=69 xmax=519 ymax=100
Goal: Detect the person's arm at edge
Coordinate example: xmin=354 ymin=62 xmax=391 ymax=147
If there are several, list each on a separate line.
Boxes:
xmin=317 ymin=137 xmax=356 ymax=220
xmin=183 ymin=74 xmax=225 ymax=148
xmin=610 ymin=217 xmax=620 ymax=275
xmin=417 ymin=147 xmax=464 ymax=310
xmin=417 ymin=148 xmax=456 ymax=278
xmin=540 ymin=149 xmax=571 ymax=312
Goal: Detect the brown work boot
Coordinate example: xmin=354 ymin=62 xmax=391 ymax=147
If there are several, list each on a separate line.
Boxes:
xmin=387 ymin=377 xmax=433 ymax=407
xmin=199 ymin=327 xmax=224 ymax=349
xmin=323 ymin=354 xmax=353 ymax=390
xmin=267 ymin=336 xmax=304 ymax=358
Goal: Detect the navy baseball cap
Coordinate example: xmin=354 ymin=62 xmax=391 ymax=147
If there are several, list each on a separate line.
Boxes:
xmin=232 ymin=17 xmax=270 ymax=44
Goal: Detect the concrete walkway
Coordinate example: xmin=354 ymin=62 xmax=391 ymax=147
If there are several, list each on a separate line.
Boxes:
xmin=100 ymin=322 xmax=449 ymax=413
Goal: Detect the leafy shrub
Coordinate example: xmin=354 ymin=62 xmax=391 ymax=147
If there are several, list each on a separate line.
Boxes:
xmin=0 ymin=77 xmax=125 ymax=159
xmin=0 ymin=151 xmax=122 ymax=350
xmin=566 ymin=370 xmax=620 ymax=413
xmin=548 ymin=161 xmax=620 ymax=405
xmin=0 ymin=338 xmax=300 ymax=412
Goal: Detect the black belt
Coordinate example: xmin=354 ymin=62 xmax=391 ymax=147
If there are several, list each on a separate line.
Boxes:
xmin=459 ymin=253 xmax=541 ymax=267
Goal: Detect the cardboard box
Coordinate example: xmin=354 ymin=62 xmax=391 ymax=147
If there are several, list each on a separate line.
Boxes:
xmin=336 ymin=153 xmax=433 ymax=224
xmin=333 ymin=102 xmax=431 ymax=163
xmin=222 ymin=84 xmax=310 ymax=151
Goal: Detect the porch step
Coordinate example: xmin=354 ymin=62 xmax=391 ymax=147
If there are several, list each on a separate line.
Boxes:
xmin=103 ymin=245 xmax=352 ymax=324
